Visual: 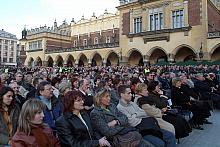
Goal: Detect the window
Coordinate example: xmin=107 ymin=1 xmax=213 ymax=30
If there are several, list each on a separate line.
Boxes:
xmin=10 ymin=46 xmax=14 ymax=51
xmin=106 ymin=36 xmax=111 ymax=43
xmin=10 ymin=52 xmax=14 ymax=57
xmin=4 ymin=40 xmax=8 ymax=44
xmin=73 ymin=40 xmax=77 ymax=47
xmin=172 ymin=10 xmax=184 ymax=28
xmin=83 ymin=39 xmax=87 ymax=46
xmin=3 ymin=58 xmax=7 ymax=62
xmin=133 ymin=17 xmax=142 ymax=33
xmin=29 ymin=40 xmax=42 ymax=50
xmin=9 ymin=58 xmax=13 ymax=63
xmin=94 ymin=37 xmax=98 ymax=45
xmin=4 ymin=51 xmax=7 ymax=57
xmin=149 ymin=13 xmax=164 ymax=31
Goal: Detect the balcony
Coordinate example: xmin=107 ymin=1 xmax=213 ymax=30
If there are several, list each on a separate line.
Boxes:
xmin=45 ymin=42 xmax=119 ymax=54
xmin=208 ymin=31 xmax=220 ymax=39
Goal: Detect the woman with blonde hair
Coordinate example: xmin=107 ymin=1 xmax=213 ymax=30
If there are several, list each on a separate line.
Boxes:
xmin=91 ymin=88 xmax=153 ymax=147
xmin=11 ymin=99 xmax=60 ymax=147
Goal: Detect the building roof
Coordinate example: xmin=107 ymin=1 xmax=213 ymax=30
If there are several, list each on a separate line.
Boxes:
xmin=0 ymin=29 xmax=17 ymax=40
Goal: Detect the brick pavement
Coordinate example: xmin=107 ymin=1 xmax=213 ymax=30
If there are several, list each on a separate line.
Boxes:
xmin=177 ymin=110 xmax=220 ymax=147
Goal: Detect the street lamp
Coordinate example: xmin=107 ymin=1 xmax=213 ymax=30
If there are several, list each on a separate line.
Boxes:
xmin=199 ymin=42 xmax=204 ymax=61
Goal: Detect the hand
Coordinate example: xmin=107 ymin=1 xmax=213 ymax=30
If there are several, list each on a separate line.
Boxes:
xmin=161 ymin=107 xmax=167 ymax=113
xmin=107 ymin=120 xmax=117 ymax=127
xmin=8 ymin=140 xmax=12 ymax=146
xmin=99 ymin=137 xmax=111 ymax=147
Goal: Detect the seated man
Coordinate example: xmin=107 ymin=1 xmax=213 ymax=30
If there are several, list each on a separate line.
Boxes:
xmin=117 ymin=85 xmax=176 ymax=147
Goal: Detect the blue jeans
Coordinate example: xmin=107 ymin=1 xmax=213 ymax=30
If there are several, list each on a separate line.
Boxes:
xmin=143 ymin=135 xmax=165 ymax=147
xmin=161 ymin=129 xmax=176 ymax=147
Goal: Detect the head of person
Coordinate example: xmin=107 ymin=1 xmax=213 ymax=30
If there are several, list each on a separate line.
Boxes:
xmin=94 ymin=88 xmax=111 ymax=108
xmin=0 ymin=86 xmax=15 ymax=110
xmin=63 ymin=90 xmax=85 ymax=113
xmin=136 ymin=83 xmax=149 ymax=97
xmin=147 ymin=81 xmax=160 ymax=93
xmin=195 ymin=73 xmax=205 ymax=81
xmin=17 ymin=99 xmax=45 ymax=135
xmin=59 ymin=82 xmax=71 ymax=96
xmin=37 ymin=81 xmax=53 ymax=99
xmin=118 ymin=85 xmax=132 ymax=103
xmin=147 ymin=73 xmax=155 ymax=80
xmin=172 ymin=77 xmax=182 ymax=88
xmin=51 ymin=77 xmax=61 ymax=89
xmin=33 ymin=77 xmax=43 ymax=89
xmin=9 ymin=81 xmax=19 ymax=95
xmin=15 ymin=72 xmax=23 ymax=82
xmin=24 ymin=74 xmax=33 ymax=84
xmin=71 ymin=77 xmax=79 ymax=89
xmin=79 ymin=79 xmax=89 ymax=93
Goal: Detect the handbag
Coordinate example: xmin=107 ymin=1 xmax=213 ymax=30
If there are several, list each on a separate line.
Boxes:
xmin=136 ymin=117 xmax=163 ymax=140
xmin=113 ymin=127 xmax=142 ymax=147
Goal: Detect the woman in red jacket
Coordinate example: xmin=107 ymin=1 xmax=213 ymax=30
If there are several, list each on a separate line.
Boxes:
xmin=11 ymin=99 xmax=60 ymax=147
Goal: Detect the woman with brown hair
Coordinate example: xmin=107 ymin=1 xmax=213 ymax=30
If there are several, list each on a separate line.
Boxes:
xmin=55 ymin=90 xmax=111 ymax=147
xmin=11 ymin=99 xmax=60 ymax=147
xmin=0 ymin=86 xmax=20 ymax=147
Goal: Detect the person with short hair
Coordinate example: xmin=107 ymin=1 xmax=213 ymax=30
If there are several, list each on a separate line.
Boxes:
xmin=11 ymin=99 xmax=60 ymax=147
xmin=56 ymin=90 xmax=111 ymax=147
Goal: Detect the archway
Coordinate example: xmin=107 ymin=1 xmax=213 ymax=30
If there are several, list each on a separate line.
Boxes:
xmin=175 ymin=46 xmax=197 ymax=62
xmin=66 ymin=54 xmax=75 ymax=67
xmin=149 ymin=48 xmax=167 ymax=64
xmin=106 ymin=52 xmax=119 ymax=66
xmin=211 ymin=45 xmax=220 ymax=61
xmin=56 ymin=55 xmax=64 ymax=67
xmin=78 ymin=54 xmax=88 ymax=67
xmin=47 ymin=56 xmax=54 ymax=67
xmin=91 ymin=53 xmax=102 ymax=66
xmin=128 ymin=50 xmax=143 ymax=66
xmin=35 ymin=57 xmax=42 ymax=66
xmin=28 ymin=57 xmax=34 ymax=67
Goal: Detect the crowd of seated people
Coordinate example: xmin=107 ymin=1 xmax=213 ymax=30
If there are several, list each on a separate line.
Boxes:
xmin=0 ymin=64 xmax=220 ymax=147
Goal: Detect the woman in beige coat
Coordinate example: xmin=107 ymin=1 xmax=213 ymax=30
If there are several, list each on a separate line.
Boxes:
xmin=134 ymin=83 xmax=175 ymax=135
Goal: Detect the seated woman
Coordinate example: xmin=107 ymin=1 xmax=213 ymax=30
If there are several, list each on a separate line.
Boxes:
xmin=0 ymin=86 xmax=20 ymax=147
xmin=90 ymin=88 xmax=154 ymax=147
xmin=11 ymin=99 xmax=60 ymax=147
xmin=134 ymin=83 xmax=175 ymax=135
xmin=146 ymin=81 xmax=192 ymax=138
xmin=117 ymin=85 xmax=176 ymax=147
xmin=55 ymin=90 xmax=111 ymax=147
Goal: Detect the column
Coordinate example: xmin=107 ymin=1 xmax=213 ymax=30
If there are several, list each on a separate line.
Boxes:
xmin=168 ymin=53 xmax=175 ymax=63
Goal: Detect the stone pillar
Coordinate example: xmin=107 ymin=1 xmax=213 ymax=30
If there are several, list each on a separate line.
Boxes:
xmin=183 ymin=1 xmax=189 ymax=27
xmin=102 ymin=58 xmax=107 ymax=67
xmin=143 ymin=55 xmax=150 ymax=66
xmin=75 ymin=60 xmax=79 ymax=67
xmin=63 ymin=61 xmax=67 ymax=67
xmin=119 ymin=56 xmax=128 ymax=66
xmin=42 ymin=61 xmax=48 ymax=67
xmin=88 ymin=59 xmax=92 ymax=67
xmin=168 ymin=54 xmax=175 ymax=63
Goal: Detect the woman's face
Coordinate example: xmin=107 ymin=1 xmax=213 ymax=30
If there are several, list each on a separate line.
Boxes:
xmin=2 ymin=91 xmax=13 ymax=106
xmin=73 ymin=97 xmax=84 ymax=111
xmin=73 ymin=80 xmax=78 ymax=88
xmin=100 ymin=92 xmax=111 ymax=107
xmin=31 ymin=111 xmax=44 ymax=124
xmin=141 ymin=87 xmax=149 ymax=97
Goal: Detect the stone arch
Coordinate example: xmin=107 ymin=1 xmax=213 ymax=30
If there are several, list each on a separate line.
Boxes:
xmin=106 ymin=51 xmax=119 ymax=66
xmin=77 ymin=53 xmax=88 ymax=67
xmin=174 ymin=45 xmax=197 ymax=62
xmin=35 ymin=57 xmax=42 ymax=66
xmin=147 ymin=47 xmax=168 ymax=64
xmin=128 ymin=49 xmax=143 ymax=66
xmin=173 ymin=44 xmax=197 ymax=55
xmin=91 ymin=52 xmax=102 ymax=66
xmin=55 ymin=55 xmax=64 ymax=67
xmin=28 ymin=57 xmax=34 ymax=67
xmin=65 ymin=54 xmax=75 ymax=67
xmin=46 ymin=56 xmax=54 ymax=67
xmin=210 ymin=43 xmax=220 ymax=61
